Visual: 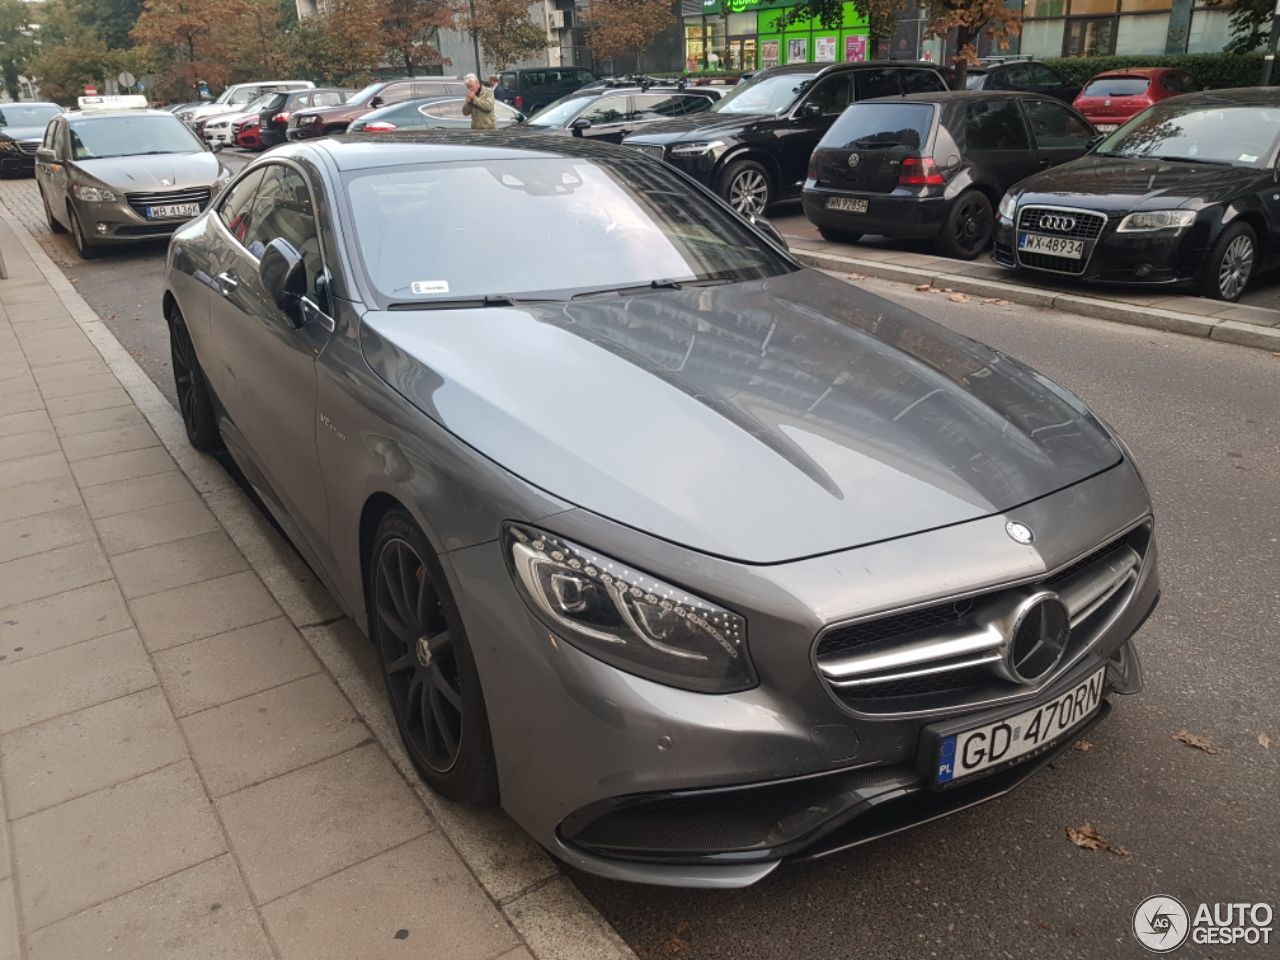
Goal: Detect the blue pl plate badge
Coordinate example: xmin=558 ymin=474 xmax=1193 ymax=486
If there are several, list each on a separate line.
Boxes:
xmin=936 ymin=736 xmax=957 ymax=784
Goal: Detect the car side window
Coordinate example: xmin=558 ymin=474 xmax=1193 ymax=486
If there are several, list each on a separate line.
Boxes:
xmin=1003 ymin=64 xmax=1032 ymax=87
xmin=855 ymin=69 xmax=900 ymax=100
xmin=633 ymin=93 xmax=690 ymax=120
xmin=217 ymin=169 xmax=267 ymax=245
xmin=681 ymin=94 xmax=714 ymax=115
xmin=421 ymin=100 xmax=467 ymax=120
xmin=313 ymin=92 xmax=343 ymax=107
xmin=1024 ymin=99 xmax=1094 ymax=149
xmin=1028 ymin=64 xmax=1061 ymax=87
xmin=413 ymin=82 xmax=449 ymax=99
xmin=582 ymin=96 xmax=628 ymax=125
xmin=495 ymin=102 xmax=521 ymax=122
xmin=42 ymin=119 xmax=59 ymax=150
xmin=964 ymin=99 xmax=1030 ymax=150
xmin=901 ymin=70 xmax=946 ymax=93
xmin=805 ymin=75 xmax=853 ymax=115
xmin=240 ymin=165 xmax=323 ymax=297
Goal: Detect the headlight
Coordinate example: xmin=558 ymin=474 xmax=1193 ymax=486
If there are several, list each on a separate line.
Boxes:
xmin=0 ymin=138 xmax=19 ymax=153
xmin=1116 ymin=210 xmax=1195 ymax=233
xmin=504 ymin=524 xmax=755 ymax=693
xmin=72 ymin=184 xmax=117 ymax=202
xmin=998 ymin=192 xmax=1017 ymax=221
xmin=668 ymin=140 xmax=724 ymax=157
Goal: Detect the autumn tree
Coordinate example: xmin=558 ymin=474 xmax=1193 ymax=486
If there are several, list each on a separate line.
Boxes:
xmin=463 ymin=0 xmax=546 ymax=70
xmin=285 ymin=0 xmax=382 ymax=83
xmin=132 ymin=0 xmax=239 ymax=95
xmin=380 ymin=0 xmax=456 ymax=76
xmin=0 ymin=0 xmax=38 ymax=101
xmin=586 ymin=0 xmax=675 ymax=70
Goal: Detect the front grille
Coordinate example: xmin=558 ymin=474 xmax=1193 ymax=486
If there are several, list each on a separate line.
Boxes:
xmin=17 ymin=141 xmax=39 ymax=155
xmin=814 ymin=523 xmax=1151 ymax=715
xmin=632 ymin=143 xmax=664 ymax=161
xmin=124 ymin=187 xmax=212 ymax=219
xmin=1016 ymin=206 xmax=1108 ymax=277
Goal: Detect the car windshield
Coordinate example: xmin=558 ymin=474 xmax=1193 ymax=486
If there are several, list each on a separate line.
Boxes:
xmin=260 ymin=93 xmax=289 ymax=112
xmin=712 ymin=73 xmax=815 ymax=115
xmin=1095 ymin=103 xmax=1280 ymax=168
xmin=344 ymin=156 xmax=791 ymax=304
xmin=241 ymin=95 xmax=275 ymax=114
xmin=0 ymin=105 xmax=59 ymax=128
xmin=68 ymin=115 xmax=203 ymax=160
xmin=527 ymin=95 xmax=597 ymax=127
xmin=1083 ymin=77 xmax=1150 ymax=97
xmin=348 ymin=82 xmax=384 ymax=106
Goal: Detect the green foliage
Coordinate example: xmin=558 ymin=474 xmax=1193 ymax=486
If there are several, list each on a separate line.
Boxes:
xmin=1208 ymin=0 xmax=1271 ymax=53
xmin=0 ymin=0 xmax=38 ymax=100
xmin=1043 ymin=52 xmax=1268 ymax=91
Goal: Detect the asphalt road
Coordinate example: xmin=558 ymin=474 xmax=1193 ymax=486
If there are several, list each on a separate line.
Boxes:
xmin=11 ymin=169 xmax=1279 ymax=959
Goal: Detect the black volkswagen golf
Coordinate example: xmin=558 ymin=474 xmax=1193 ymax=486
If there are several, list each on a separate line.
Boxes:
xmin=993 ymin=88 xmax=1280 ymax=301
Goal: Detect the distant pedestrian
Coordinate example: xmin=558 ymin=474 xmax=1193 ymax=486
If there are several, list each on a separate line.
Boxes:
xmin=463 ymin=73 xmax=496 ymax=130
xmin=489 ymin=73 xmax=506 ymax=102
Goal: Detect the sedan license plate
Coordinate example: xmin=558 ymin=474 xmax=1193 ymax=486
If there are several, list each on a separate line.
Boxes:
xmin=826 ymin=196 xmax=868 ymax=214
xmin=146 ymin=203 xmax=200 ymax=220
xmin=1019 ymin=233 xmax=1084 ymax=259
xmin=934 ymin=667 xmax=1105 ymax=787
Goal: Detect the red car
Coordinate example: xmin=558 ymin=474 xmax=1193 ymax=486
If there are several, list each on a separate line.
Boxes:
xmin=1072 ymin=67 xmax=1200 ymax=135
xmin=233 ymin=115 xmax=262 ymax=150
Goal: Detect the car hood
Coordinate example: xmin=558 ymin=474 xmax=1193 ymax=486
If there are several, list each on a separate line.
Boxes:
xmin=1011 ymin=154 xmax=1261 ymax=212
xmin=624 ymin=112 xmax=768 ymax=144
xmin=185 ymin=103 xmax=236 ymax=121
xmin=0 ymin=125 xmax=51 ymax=142
xmin=360 ymin=270 xmax=1121 ymax=563
xmin=73 ymin=152 xmax=221 ymax=191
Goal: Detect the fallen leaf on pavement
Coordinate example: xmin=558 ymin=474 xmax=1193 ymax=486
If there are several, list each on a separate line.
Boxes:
xmin=1260 ymin=734 xmax=1271 ymax=750
xmin=847 ymin=272 xmax=866 ymax=280
xmin=1073 ymin=739 xmax=1094 ymax=752
xmin=948 ymin=293 xmax=971 ymax=303
xmin=915 ymin=283 xmax=932 ymax=291
xmin=1066 ymin=822 xmax=1129 ymax=857
xmin=1173 ymin=730 xmax=1219 ymax=754
xmin=662 ymin=920 xmax=692 ymax=955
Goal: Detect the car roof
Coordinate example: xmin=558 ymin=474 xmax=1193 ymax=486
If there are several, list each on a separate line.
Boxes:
xmin=3 ymin=101 xmax=60 ymax=108
xmin=308 ymin=130 xmax=660 ymax=171
xmin=1161 ymin=86 xmax=1280 ymax=106
xmin=759 ymin=60 xmax=941 ymax=79
xmin=1089 ymin=67 xmax=1176 ymax=79
xmin=863 ymin=90 xmax=1045 ymax=104
xmin=64 ymin=108 xmax=178 ymax=120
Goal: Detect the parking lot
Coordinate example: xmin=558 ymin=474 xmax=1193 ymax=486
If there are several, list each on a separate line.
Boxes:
xmin=2 ymin=150 xmax=1276 ymax=958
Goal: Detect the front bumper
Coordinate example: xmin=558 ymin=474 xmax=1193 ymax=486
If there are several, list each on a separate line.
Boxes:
xmin=803 ymin=188 xmax=947 ymax=240
xmin=993 ymin=207 xmax=1209 ymax=286
xmin=446 ymin=459 xmax=1159 ymax=886
xmin=286 ymin=122 xmax=326 ymax=141
xmin=0 ymin=152 xmax=35 ymax=175
xmin=67 ymin=194 xmax=210 ymax=245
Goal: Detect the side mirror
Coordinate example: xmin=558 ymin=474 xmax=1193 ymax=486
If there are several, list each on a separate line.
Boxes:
xmin=259 ymin=237 xmax=307 ymax=327
xmin=369 ymin=96 xmax=384 ymax=108
xmin=570 ymin=117 xmax=592 ymax=134
xmin=35 ymin=147 xmax=56 ymax=165
xmin=801 ymin=102 xmax=823 ymax=119
xmin=748 ymin=214 xmax=788 ymax=251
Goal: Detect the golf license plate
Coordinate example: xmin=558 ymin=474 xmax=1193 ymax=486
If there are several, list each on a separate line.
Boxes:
xmin=826 ymin=196 xmax=868 ymax=214
xmin=146 ymin=203 xmax=200 ymax=220
xmin=1019 ymin=233 xmax=1084 ymax=259
xmin=933 ymin=667 xmax=1105 ymax=787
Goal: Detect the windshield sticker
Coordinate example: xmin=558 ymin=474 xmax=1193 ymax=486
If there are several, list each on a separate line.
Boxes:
xmin=411 ymin=280 xmax=450 ymax=295
xmin=1239 ymin=154 xmax=1259 ymax=163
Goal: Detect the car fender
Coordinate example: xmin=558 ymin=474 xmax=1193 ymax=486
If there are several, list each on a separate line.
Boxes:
xmin=943 ymin=167 xmax=1000 ymax=207
xmin=714 ymin=146 xmax=780 ymax=186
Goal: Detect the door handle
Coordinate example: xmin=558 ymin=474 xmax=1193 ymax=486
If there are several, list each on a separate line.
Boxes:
xmin=215 ymin=271 xmax=240 ymax=295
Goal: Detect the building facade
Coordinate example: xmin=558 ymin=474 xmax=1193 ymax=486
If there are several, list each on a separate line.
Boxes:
xmin=681 ymin=0 xmax=871 ymax=72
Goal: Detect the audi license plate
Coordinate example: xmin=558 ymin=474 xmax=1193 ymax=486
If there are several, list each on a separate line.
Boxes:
xmin=826 ymin=197 xmax=868 ymax=214
xmin=1019 ymin=233 xmax=1084 ymax=259
xmin=146 ymin=203 xmax=200 ymax=220
xmin=933 ymin=667 xmax=1105 ymax=787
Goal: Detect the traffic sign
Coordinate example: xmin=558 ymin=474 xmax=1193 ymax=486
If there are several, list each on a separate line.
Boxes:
xmin=118 ymin=71 xmax=136 ymax=89
xmin=84 ymin=84 xmax=97 ymax=96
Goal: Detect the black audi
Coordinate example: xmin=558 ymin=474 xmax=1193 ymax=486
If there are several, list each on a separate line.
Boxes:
xmin=993 ymin=88 xmax=1280 ymax=301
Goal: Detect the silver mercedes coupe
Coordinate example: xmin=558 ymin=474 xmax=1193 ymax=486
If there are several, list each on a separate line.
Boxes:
xmin=162 ymin=132 xmax=1159 ymax=888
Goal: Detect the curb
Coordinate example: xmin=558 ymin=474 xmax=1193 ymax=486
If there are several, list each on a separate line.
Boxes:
xmin=2 ymin=210 xmax=635 ymax=960
xmin=787 ymin=244 xmax=1280 ymax=353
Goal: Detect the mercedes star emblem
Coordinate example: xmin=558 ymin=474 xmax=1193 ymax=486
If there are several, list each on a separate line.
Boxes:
xmin=1006 ymin=521 xmax=1034 ymax=544
xmin=1005 ymin=593 xmax=1071 ymax=683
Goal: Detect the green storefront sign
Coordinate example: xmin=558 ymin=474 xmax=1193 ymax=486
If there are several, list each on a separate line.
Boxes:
xmin=686 ymin=0 xmax=868 ymax=72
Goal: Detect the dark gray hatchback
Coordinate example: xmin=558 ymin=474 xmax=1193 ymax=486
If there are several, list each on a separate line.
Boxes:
xmin=803 ymin=91 xmax=1098 ymax=259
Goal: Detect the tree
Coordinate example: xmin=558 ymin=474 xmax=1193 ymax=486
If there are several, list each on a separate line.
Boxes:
xmin=464 ymin=0 xmax=545 ymax=70
xmin=0 ymin=0 xmax=38 ymax=101
xmin=284 ymin=0 xmax=382 ymax=84
xmin=586 ymin=0 xmax=675 ymax=69
xmin=1214 ymin=0 xmax=1272 ymax=53
xmin=757 ymin=0 xmax=1020 ymax=86
xmin=380 ymin=0 xmax=455 ymax=76
xmin=132 ymin=0 xmax=241 ymax=95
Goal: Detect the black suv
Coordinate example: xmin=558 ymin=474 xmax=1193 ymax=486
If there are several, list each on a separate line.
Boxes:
xmin=522 ymin=83 xmax=721 ymax=143
xmin=962 ymin=59 xmax=1079 ymax=104
xmin=623 ymin=61 xmax=947 ymax=215
xmin=803 ymin=91 xmax=1098 ymax=259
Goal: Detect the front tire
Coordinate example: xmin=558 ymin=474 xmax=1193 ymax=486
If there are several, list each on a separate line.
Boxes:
xmin=68 ymin=206 xmax=101 ymax=259
xmin=168 ymin=305 xmax=222 ymax=452
xmin=718 ymin=159 xmax=772 ymax=217
xmin=1202 ymin=223 xmax=1255 ymax=302
xmin=369 ymin=509 xmax=498 ymax=803
xmin=42 ymin=188 xmax=66 ymax=234
xmin=934 ymin=189 xmax=993 ymax=260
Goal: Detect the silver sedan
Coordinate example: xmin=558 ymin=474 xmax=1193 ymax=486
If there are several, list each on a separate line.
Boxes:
xmin=161 ymin=132 xmax=1159 ymax=888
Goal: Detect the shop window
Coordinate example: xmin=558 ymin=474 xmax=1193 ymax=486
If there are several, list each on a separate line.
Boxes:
xmin=1063 ymin=16 xmax=1118 ymax=55
xmin=727 ymin=11 xmax=755 ymax=34
xmin=1187 ymin=9 xmax=1232 ymax=52
xmin=1019 ymin=19 xmax=1066 ymax=56
xmin=1116 ymin=12 xmax=1171 ymax=53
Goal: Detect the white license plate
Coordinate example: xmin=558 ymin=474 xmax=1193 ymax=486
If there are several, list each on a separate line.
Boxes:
xmin=146 ymin=203 xmax=200 ymax=220
xmin=826 ymin=196 xmax=868 ymax=214
xmin=1095 ymin=124 xmax=1118 ymax=133
xmin=934 ymin=667 xmax=1105 ymax=786
xmin=1019 ymin=233 xmax=1084 ymax=259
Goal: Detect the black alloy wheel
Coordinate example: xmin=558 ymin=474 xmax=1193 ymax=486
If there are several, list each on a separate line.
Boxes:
xmin=936 ymin=190 xmax=993 ymax=261
xmin=168 ymin=306 xmax=222 ymax=452
xmin=370 ymin=510 xmax=497 ymax=802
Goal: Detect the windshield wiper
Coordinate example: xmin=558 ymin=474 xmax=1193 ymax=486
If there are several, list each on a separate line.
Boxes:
xmin=1149 ymin=155 xmax=1232 ymax=166
xmin=570 ymin=276 xmax=734 ymax=300
xmin=388 ymin=294 xmax=520 ymax=311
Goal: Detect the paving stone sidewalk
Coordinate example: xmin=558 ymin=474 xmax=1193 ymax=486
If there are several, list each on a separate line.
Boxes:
xmin=0 ymin=213 xmax=628 ymax=959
